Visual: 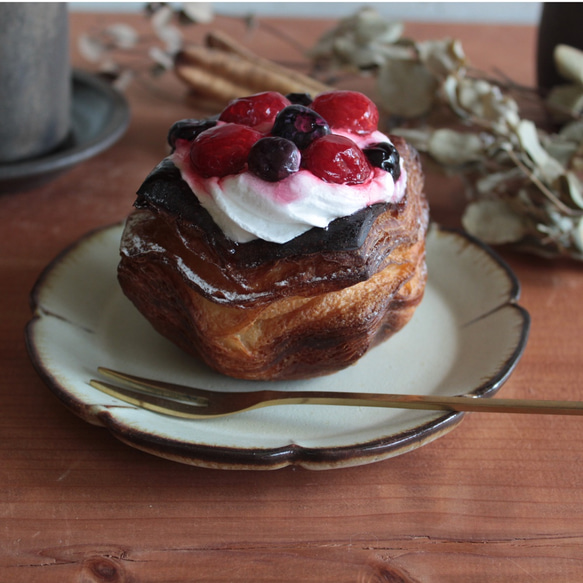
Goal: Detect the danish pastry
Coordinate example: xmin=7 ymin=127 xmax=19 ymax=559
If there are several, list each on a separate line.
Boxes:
xmin=118 ymin=90 xmax=429 ymax=380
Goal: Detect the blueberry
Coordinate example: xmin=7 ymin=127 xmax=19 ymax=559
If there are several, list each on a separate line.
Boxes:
xmin=285 ymin=92 xmax=313 ymax=106
xmin=363 ymin=142 xmax=401 ymax=180
xmin=248 ymin=136 xmax=301 ymax=182
xmin=271 ymin=105 xmax=330 ymax=150
xmin=167 ymin=119 xmax=217 ymax=150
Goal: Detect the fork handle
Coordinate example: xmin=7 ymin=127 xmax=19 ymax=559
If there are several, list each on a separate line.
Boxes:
xmin=258 ymin=391 xmax=583 ymax=416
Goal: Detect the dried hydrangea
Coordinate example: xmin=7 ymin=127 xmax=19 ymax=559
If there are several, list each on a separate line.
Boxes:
xmin=310 ymin=8 xmax=583 ymax=260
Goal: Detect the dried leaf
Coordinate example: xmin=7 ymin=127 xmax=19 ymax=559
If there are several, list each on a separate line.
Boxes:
xmin=449 ymin=77 xmax=520 ymax=136
xmin=150 ymin=4 xmax=174 ymax=30
xmin=462 ymin=199 xmax=527 ymax=244
xmin=149 ymin=4 xmax=183 ymax=54
xmin=559 ymin=118 xmax=583 ymax=141
xmin=180 ymin=2 xmax=213 ymax=24
xmin=457 ymin=78 xmax=490 ymax=111
xmin=541 ymin=134 xmax=579 ymax=167
xmin=516 ymin=120 xmax=550 ymax=166
xmin=377 ymin=58 xmax=437 ymax=117
xmin=332 ymin=38 xmax=411 ymax=69
xmin=78 ymin=33 xmax=105 ymax=63
xmin=556 ymin=121 xmax=583 ymax=171
xmin=557 ymin=171 xmax=583 ymax=209
xmin=148 ymin=46 xmax=174 ymax=70
xmin=475 ymin=168 xmax=523 ymax=195
xmin=111 ymin=69 xmax=135 ymax=92
xmin=546 ymin=84 xmax=583 ymax=123
xmin=427 ymin=129 xmax=484 ymax=166
xmin=516 ymin=119 xmax=564 ymax=182
xmin=554 ymin=44 xmax=583 ymax=85
xmin=440 ymin=75 xmax=465 ymax=117
xmin=538 ymin=209 xmax=579 ymax=254
xmin=105 ymin=23 xmax=138 ymax=49
xmin=390 ymin=127 xmax=432 ymax=151
xmin=351 ymin=7 xmax=403 ymax=45
xmin=157 ymin=25 xmax=183 ymax=54
xmin=417 ymin=38 xmax=465 ymax=78
xmin=308 ymin=7 xmax=404 ymax=70
xmin=330 ymin=37 xmax=377 ymax=68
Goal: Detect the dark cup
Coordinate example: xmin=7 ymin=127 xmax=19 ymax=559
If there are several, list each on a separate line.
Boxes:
xmin=0 ymin=3 xmax=71 ymax=163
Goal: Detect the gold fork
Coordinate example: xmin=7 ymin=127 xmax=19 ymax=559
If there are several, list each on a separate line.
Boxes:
xmin=89 ymin=367 xmax=583 ymax=419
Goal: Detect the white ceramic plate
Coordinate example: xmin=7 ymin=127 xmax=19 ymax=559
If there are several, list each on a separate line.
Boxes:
xmin=26 ymin=223 xmax=529 ymax=470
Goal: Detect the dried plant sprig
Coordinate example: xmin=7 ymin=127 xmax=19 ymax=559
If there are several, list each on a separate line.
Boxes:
xmin=78 ymin=2 xmax=215 ymax=88
xmin=78 ymin=5 xmax=583 ymax=260
xmin=78 ymin=3 xmax=331 ymax=105
xmin=309 ymin=7 xmax=583 ymax=260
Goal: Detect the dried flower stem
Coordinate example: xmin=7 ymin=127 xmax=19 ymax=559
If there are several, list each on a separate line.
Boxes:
xmin=504 ymin=147 xmax=583 ymax=216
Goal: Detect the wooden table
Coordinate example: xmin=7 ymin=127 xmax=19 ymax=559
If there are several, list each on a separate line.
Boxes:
xmin=3 ymin=11 xmax=583 ymax=582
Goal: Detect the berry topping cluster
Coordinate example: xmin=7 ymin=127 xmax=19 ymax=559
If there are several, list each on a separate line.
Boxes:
xmin=168 ymin=90 xmax=401 ymax=185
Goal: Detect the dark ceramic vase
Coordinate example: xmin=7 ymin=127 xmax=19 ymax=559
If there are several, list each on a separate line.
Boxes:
xmin=537 ymin=2 xmax=583 ymax=92
xmin=0 ymin=3 xmax=71 ymax=163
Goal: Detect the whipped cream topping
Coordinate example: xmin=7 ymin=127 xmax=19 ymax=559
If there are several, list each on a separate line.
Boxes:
xmin=171 ymin=128 xmax=407 ymax=244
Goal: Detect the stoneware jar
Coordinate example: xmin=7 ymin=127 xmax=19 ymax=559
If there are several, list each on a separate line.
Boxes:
xmin=0 ymin=3 xmax=71 ymax=163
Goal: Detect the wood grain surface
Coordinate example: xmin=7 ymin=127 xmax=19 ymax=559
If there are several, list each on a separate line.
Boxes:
xmin=2 ymin=11 xmax=583 ymax=582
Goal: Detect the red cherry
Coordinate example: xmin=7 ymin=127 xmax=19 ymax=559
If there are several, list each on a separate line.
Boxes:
xmin=219 ymin=92 xmax=291 ymax=132
xmin=303 ymin=134 xmax=372 ymax=185
xmin=190 ymin=123 xmax=262 ymax=178
xmin=311 ymin=91 xmax=379 ymax=134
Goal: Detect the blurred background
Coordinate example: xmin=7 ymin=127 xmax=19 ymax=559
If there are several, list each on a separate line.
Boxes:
xmin=70 ymin=2 xmax=543 ymax=25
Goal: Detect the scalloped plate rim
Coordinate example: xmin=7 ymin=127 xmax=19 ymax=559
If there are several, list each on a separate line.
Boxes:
xmin=25 ymin=222 xmax=530 ymax=470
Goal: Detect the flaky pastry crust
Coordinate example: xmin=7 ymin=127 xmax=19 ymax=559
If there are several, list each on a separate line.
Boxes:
xmin=118 ymin=137 xmax=429 ymax=380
